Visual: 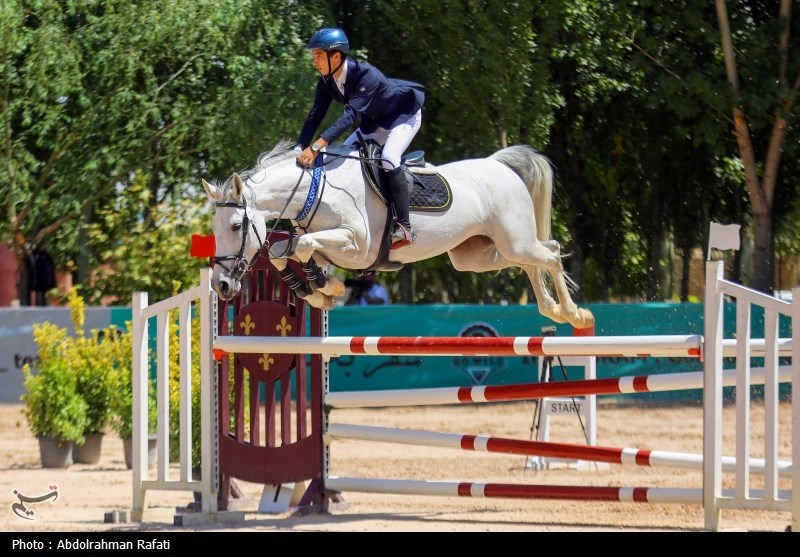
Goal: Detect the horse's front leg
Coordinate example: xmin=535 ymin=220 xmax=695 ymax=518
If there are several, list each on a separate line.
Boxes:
xmin=264 ymin=251 xmax=334 ymax=310
xmin=267 ymin=233 xmax=348 ymax=305
xmin=292 ymin=228 xmax=358 ymax=298
xmin=301 ymin=255 xmax=345 ymax=298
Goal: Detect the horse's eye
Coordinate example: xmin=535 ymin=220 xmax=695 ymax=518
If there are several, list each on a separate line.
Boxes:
xmin=232 ymin=223 xmax=242 ymax=231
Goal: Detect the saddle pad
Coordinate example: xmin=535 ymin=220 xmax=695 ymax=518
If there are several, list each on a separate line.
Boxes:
xmin=368 ymin=171 xmax=452 ymax=212
xmin=409 ymin=173 xmax=452 ymax=211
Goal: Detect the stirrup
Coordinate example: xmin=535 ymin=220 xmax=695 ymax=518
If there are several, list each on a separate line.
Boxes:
xmin=390 ymin=224 xmax=414 ymax=250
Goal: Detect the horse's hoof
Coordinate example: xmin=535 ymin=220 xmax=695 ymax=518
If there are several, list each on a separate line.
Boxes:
xmin=544 ymin=304 xmax=569 ymax=324
xmin=573 ymin=308 xmax=595 ymax=330
xmin=317 ymin=296 xmax=336 ymax=311
xmin=305 ymin=291 xmax=336 ymax=311
xmin=326 ymin=278 xmax=346 ymax=298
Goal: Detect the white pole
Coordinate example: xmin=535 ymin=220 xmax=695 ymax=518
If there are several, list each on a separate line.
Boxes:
xmin=703 ymin=260 xmax=724 ymax=531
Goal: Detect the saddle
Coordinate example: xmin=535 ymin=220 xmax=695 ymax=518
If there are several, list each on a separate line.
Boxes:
xmin=357 ymin=139 xmax=453 ymax=274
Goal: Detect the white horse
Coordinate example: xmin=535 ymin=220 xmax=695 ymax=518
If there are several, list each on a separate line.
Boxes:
xmin=201 ymin=140 xmax=594 ymax=330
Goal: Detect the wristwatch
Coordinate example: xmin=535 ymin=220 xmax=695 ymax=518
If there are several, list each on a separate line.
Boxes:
xmin=310 ymin=142 xmax=323 ymax=153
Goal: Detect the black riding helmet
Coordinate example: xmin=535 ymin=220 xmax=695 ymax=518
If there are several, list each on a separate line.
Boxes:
xmin=306 ymin=27 xmax=349 ymax=77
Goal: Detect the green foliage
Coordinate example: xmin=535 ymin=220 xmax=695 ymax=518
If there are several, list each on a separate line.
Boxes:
xmin=105 ymin=322 xmax=138 ymax=440
xmin=1 ymin=0 xmax=322 ymax=301
xmin=22 ymin=323 xmax=88 ymax=443
xmin=83 ymin=172 xmax=209 ymax=305
xmin=351 ymin=1 xmax=553 ymax=159
xmin=21 ymin=287 xmax=135 ymax=443
xmin=72 ymin=330 xmax=118 ymax=435
xmin=66 ymin=288 xmax=138 ymax=437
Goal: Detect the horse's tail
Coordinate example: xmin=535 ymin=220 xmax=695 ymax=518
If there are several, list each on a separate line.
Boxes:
xmin=489 ymin=145 xmax=553 ymax=242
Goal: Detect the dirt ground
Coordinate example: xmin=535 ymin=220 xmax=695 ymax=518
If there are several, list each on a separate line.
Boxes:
xmin=0 ymin=400 xmax=795 ymax=534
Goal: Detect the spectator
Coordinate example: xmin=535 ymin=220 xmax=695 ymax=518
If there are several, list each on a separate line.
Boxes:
xmin=345 ymin=275 xmax=390 ymax=306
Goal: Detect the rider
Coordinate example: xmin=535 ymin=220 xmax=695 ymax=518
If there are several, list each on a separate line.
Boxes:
xmin=296 ymin=27 xmax=425 ymax=249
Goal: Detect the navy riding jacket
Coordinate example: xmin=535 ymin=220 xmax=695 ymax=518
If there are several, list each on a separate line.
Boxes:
xmin=298 ymin=58 xmax=425 ymax=148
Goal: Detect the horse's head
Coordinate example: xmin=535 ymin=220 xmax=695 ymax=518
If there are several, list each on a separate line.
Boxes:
xmin=201 ymin=173 xmax=267 ymax=301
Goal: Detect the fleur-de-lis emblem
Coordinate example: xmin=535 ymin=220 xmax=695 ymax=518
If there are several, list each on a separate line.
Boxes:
xmin=240 ymin=314 xmax=255 ymax=335
xmin=259 ymin=354 xmax=274 ymax=371
xmin=276 ymin=316 xmax=291 ymax=336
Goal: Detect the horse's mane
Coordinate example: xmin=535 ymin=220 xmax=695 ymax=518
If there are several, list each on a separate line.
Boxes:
xmin=215 ymin=139 xmax=358 ymax=201
xmin=215 ymin=139 xmax=297 ymax=200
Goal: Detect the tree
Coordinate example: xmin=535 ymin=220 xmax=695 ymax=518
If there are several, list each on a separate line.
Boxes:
xmin=715 ymin=0 xmax=800 ymax=293
xmin=0 ymin=1 xmax=324 ymax=304
xmin=331 ymin=1 xmax=559 ymax=303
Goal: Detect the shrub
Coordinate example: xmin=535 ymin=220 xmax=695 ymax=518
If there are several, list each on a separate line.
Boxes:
xmin=22 ymin=323 xmax=88 ymax=443
xmin=22 ymin=288 xmax=134 ymax=445
xmin=65 ymin=288 xmax=128 ymax=437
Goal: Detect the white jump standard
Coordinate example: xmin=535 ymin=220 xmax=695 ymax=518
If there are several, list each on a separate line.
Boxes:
xmin=131 ymin=259 xmax=799 ymax=531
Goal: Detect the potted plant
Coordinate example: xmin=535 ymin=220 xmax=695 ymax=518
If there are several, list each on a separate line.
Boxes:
xmin=63 ymin=288 xmax=124 ymax=464
xmin=71 ymin=330 xmax=119 ymax=464
xmin=22 ymin=322 xmax=88 ymax=468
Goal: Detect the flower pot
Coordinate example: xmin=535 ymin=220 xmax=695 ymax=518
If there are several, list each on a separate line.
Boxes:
xmin=122 ymin=435 xmax=157 ymax=469
xmin=73 ymin=432 xmax=104 ymax=464
xmin=37 ymin=436 xmax=73 ymax=468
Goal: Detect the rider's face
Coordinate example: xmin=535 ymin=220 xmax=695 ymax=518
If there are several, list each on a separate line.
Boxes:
xmin=311 ymin=49 xmax=340 ymax=75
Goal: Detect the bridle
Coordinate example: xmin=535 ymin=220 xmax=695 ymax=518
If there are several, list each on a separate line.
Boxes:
xmin=212 ymin=196 xmax=267 ymax=283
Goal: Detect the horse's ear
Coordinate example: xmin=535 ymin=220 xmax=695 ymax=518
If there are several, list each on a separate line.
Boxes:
xmin=232 ymin=173 xmax=244 ymax=200
xmin=202 ymin=179 xmax=218 ymax=201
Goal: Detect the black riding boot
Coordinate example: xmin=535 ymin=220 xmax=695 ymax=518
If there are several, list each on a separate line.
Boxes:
xmin=386 ymin=167 xmax=414 ymax=249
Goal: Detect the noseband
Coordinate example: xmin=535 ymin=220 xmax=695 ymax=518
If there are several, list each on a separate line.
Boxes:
xmin=213 ymin=197 xmax=266 ymax=283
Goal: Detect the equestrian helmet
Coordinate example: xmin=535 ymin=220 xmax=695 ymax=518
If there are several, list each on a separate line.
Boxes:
xmin=306 ymin=27 xmax=350 ymax=54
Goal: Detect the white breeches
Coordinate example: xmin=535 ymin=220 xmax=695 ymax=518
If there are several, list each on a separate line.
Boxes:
xmin=343 ymin=109 xmax=422 ymax=171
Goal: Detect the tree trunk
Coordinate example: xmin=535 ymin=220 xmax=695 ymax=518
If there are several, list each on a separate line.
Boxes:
xmin=716 ymin=0 xmax=795 ymax=294
xmin=15 ymin=251 xmax=30 ymax=306
xmin=752 ymin=211 xmax=774 ymax=292
xmin=680 ymin=245 xmax=691 ymax=302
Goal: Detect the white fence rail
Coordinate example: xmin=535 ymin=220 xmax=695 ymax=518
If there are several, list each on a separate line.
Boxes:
xmin=703 ymin=260 xmax=798 ymax=531
xmin=131 ymin=262 xmax=797 ymax=531
xmin=131 ymin=268 xmax=217 ymax=519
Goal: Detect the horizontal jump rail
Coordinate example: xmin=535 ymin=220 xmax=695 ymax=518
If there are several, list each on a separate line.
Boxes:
xmin=214 ymin=334 xmax=703 ymax=358
xmin=324 ymin=477 xmax=789 ymax=504
xmin=326 ymin=424 xmax=791 ymax=477
xmin=213 ymin=335 xmax=793 ymax=359
xmin=722 ymin=338 xmax=793 ymax=355
xmin=325 ymin=365 xmax=793 ymax=408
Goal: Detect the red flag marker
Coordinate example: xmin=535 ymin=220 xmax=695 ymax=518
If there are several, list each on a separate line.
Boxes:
xmin=190 ymin=234 xmax=216 ymax=258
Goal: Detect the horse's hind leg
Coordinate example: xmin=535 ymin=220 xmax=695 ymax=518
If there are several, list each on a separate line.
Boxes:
xmin=523 ymin=266 xmax=569 ymax=324
xmin=523 ymin=260 xmax=594 ymax=331
xmin=539 ymin=242 xmax=594 ymax=330
xmin=488 ymin=235 xmax=594 ymax=330
xmin=448 ymin=239 xmax=565 ymax=324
